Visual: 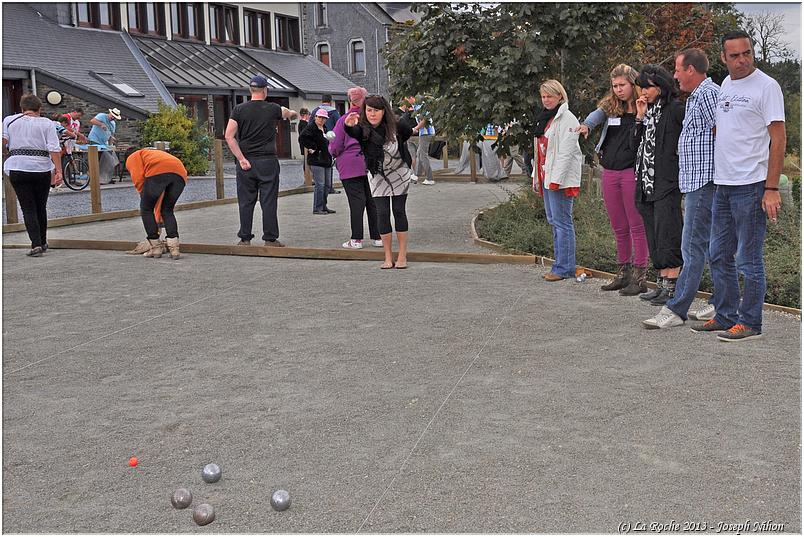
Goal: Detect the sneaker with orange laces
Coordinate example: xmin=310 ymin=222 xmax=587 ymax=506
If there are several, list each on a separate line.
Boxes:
xmin=690 ymin=319 xmax=732 ymax=333
xmin=717 ymin=324 xmax=762 ymax=342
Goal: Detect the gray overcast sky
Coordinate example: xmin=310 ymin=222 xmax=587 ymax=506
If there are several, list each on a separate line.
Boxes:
xmin=736 ymin=3 xmax=801 ymax=58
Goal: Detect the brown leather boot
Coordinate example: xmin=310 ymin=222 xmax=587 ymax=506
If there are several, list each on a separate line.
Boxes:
xmin=619 ymin=266 xmax=648 ymax=296
xmin=601 ymin=263 xmax=631 ymax=291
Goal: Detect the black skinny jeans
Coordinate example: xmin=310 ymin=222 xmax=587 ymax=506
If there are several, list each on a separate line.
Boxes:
xmin=342 ymin=176 xmax=380 ymax=240
xmin=374 ymin=194 xmax=408 ymax=235
xmin=141 ymin=173 xmax=186 ymax=239
xmin=9 ymin=170 xmax=51 ymax=248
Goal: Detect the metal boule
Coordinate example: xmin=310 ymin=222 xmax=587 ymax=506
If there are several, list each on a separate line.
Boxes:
xmin=270 ymin=489 xmax=291 ymax=511
xmin=192 ymin=503 xmax=215 ymax=526
xmin=170 ymin=487 xmax=193 ymax=509
xmin=201 ymin=463 xmax=221 ymax=483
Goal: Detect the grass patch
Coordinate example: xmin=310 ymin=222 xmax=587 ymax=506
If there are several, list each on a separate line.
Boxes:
xmin=476 ymin=178 xmax=801 ymax=309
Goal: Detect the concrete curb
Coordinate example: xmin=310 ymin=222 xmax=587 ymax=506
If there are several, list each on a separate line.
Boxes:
xmin=469 ymin=210 xmax=802 ymax=317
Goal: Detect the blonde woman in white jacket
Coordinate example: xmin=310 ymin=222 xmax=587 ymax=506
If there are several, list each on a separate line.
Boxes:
xmin=532 ymin=80 xmax=583 ymax=281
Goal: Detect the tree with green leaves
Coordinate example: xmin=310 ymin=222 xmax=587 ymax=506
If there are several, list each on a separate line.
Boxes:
xmin=385 ymin=3 xmax=744 ymax=160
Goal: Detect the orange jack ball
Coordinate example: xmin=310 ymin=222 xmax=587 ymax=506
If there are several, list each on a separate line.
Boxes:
xmin=128 ymin=456 xmax=139 ymax=467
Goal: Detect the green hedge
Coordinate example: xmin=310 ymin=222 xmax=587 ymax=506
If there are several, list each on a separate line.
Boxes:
xmin=476 ymin=179 xmax=801 ymax=309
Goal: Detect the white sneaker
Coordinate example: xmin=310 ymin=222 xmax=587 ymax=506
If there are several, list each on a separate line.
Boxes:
xmin=342 ymin=239 xmax=363 ymax=249
xmin=642 ymin=306 xmax=684 ymax=330
xmin=422 ymin=179 xmax=435 ymax=185
xmin=410 ymin=173 xmax=418 ymax=184
xmin=689 ymin=303 xmax=716 ymax=321
xmin=372 ymin=239 xmax=383 ymax=247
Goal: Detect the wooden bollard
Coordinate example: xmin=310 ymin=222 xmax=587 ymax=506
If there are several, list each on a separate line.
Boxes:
xmin=469 ymin=143 xmax=478 ymax=183
xmin=303 ymin=155 xmax=312 ymax=187
xmin=442 ymin=140 xmax=449 ymax=169
xmin=3 ymin=174 xmax=18 ymax=224
xmin=88 ymin=145 xmax=102 ymax=214
xmin=214 ymin=139 xmax=224 ymax=199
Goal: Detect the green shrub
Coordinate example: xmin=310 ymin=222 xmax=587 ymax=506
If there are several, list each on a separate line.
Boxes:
xmin=140 ymin=102 xmax=211 ymax=175
xmin=476 ymin=180 xmax=801 ymax=309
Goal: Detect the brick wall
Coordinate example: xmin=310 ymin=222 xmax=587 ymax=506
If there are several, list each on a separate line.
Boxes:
xmin=36 ymin=83 xmax=142 ymax=150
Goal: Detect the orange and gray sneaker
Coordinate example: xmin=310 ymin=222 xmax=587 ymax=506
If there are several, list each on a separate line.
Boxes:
xmin=690 ymin=319 xmax=732 ymax=333
xmin=717 ymin=324 xmax=762 ymax=342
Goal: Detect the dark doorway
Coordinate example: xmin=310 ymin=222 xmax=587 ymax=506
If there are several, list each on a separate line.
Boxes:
xmin=266 ymin=95 xmax=290 ymax=158
xmin=2 ymin=80 xmax=23 ymax=118
xmin=213 ymin=95 xmax=230 ymax=139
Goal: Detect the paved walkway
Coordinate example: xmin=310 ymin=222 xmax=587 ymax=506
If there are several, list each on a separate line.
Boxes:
xmin=2 ymin=182 xmax=800 ymax=533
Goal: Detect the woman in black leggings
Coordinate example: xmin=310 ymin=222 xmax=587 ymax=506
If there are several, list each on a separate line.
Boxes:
xmin=2 ymin=93 xmax=62 ymax=257
xmin=344 ymin=95 xmax=414 ymax=269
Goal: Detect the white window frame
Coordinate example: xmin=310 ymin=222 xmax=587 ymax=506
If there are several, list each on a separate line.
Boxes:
xmin=315 ymin=41 xmax=332 ymax=67
xmin=314 ymin=3 xmax=327 ymax=28
xmin=348 ymin=38 xmax=366 ymax=75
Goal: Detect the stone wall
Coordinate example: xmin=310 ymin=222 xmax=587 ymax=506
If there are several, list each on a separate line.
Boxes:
xmin=303 ymin=3 xmax=391 ymax=97
xmin=36 ymin=82 xmax=142 ymax=150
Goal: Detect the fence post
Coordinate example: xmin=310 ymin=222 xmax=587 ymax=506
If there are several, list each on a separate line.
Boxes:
xmin=303 ymin=154 xmax=312 ymax=186
xmin=442 ymin=140 xmax=448 ymax=169
xmin=88 ymin=145 xmax=102 ymax=214
xmin=3 ymin=174 xmax=18 ymax=224
xmin=215 ymin=139 xmax=224 ymax=199
xmin=155 ymin=141 xmax=165 ymax=151
xmin=469 ymin=143 xmax=478 ymax=183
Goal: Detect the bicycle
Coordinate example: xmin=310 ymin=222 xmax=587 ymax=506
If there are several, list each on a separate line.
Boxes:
xmin=61 ymin=151 xmax=90 ymax=191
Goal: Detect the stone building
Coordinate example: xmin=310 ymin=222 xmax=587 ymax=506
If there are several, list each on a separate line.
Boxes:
xmin=302 ymin=3 xmax=419 ymax=100
xmin=2 ymin=2 xmax=356 ymax=159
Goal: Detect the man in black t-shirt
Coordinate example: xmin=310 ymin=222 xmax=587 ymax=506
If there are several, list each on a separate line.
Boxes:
xmin=225 ymin=75 xmax=297 ymax=246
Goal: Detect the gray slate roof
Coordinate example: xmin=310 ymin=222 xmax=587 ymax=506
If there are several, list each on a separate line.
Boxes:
xmin=2 ymin=3 xmax=166 ymax=116
xmin=240 ymin=48 xmax=354 ymax=98
xmin=134 ymin=37 xmax=293 ymax=93
xmin=376 ymin=3 xmax=421 ymax=23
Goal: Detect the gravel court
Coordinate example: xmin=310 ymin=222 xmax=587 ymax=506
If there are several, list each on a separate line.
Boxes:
xmin=3 ymin=180 xmax=801 ymax=532
xmin=3 ymin=249 xmax=801 ymax=532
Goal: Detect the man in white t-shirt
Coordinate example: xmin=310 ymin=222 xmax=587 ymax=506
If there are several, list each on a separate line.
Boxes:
xmin=692 ymin=30 xmax=786 ymax=342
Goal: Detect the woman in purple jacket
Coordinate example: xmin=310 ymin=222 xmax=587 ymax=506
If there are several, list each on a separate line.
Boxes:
xmin=330 ymin=86 xmax=382 ymax=249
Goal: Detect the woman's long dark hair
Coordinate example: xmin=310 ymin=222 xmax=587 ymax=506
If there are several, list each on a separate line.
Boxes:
xmin=361 ymin=95 xmax=397 ymax=144
xmin=635 ymin=64 xmax=678 ymax=105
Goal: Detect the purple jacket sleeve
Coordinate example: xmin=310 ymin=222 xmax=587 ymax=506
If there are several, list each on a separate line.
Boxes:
xmin=329 ymin=116 xmax=348 ymax=158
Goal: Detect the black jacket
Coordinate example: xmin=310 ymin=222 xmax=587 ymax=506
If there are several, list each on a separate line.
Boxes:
xmin=631 ymin=99 xmax=685 ymax=202
xmin=345 ymin=120 xmax=412 ymax=175
xmin=299 ymin=121 xmax=333 ymax=168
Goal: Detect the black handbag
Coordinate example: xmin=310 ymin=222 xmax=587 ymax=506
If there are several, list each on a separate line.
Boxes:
xmin=427 ymin=140 xmax=446 ymax=159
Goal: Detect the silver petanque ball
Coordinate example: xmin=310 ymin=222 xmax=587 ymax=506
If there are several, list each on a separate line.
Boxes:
xmin=201 ymin=463 xmax=221 ymax=483
xmin=170 ymin=487 xmax=193 ymax=509
xmin=192 ymin=503 xmax=216 ymax=526
xmin=270 ymin=489 xmax=291 ymax=511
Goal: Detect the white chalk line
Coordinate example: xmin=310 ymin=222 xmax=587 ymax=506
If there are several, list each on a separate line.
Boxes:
xmin=5 ymin=285 xmax=237 ymax=376
xmin=356 ymin=291 xmax=524 ymax=532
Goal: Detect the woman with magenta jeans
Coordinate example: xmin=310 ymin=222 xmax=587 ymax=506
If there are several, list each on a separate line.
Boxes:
xmin=329 ymin=86 xmax=382 ymax=249
xmin=577 ymin=64 xmax=650 ymax=296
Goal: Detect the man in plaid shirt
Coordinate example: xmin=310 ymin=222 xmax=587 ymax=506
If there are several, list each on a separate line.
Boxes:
xmin=643 ymin=48 xmax=720 ymax=330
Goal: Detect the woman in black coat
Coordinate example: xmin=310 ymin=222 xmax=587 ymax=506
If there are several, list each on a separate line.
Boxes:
xmin=631 ymin=64 xmax=686 ymax=305
xmin=299 ymin=109 xmax=335 ymax=215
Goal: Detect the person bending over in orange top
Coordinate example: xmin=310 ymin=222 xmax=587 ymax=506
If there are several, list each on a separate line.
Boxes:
xmin=125 ymin=148 xmax=188 ymax=259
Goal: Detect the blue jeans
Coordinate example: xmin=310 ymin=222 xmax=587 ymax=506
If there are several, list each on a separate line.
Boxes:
xmin=709 ymin=181 xmax=767 ymax=331
xmin=311 ymin=166 xmax=332 ymax=212
xmin=667 ymin=182 xmax=715 ymax=319
xmin=543 ymin=189 xmax=576 ymax=278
